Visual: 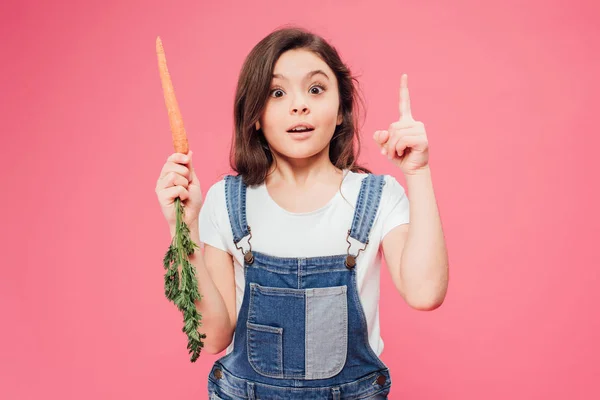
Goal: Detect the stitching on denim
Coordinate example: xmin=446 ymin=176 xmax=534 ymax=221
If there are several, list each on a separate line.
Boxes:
xmin=226 ymin=175 xmax=254 ymax=251
xmin=349 ymin=269 xmax=388 ymax=370
xmin=305 ymin=287 xmax=348 ymax=379
xmin=306 ymin=285 xmax=346 ymax=296
xmin=246 ymin=321 xmax=282 ymax=334
xmin=356 ymin=175 xmax=372 ymax=236
xmin=351 ymin=174 xmax=371 ymax=243
xmin=361 ymin=174 xmax=376 ymax=236
xmin=297 ymin=258 xmax=302 ymax=289
xmin=245 ymin=262 xmax=348 ymax=276
xmin=216 ymin=367 xmax=388 ymax=394
xmin=247 ymin=283 xmax=256 ymax=324
xmin=246 ymin=382 xmax=256 ymax=400
xmin=251 ymin=283 xmax=307 ymax=297
xmin=359 ymin=175 xmax=376 ymax=241
xmin=210 ymin=375 xmax=249 ymax=399
xmin=302 ymin=267 xmax=354 ymax=275
xmin=246 ymin=322 xmax=284 ymax=378
xmin=213 ymin=362 xmax=387 ymax=397
xmin=235 ymin=177 xmax=242 ymax=240
xmin=305 ymin=279 xmax=309 ymax=377
xmin=239 ymin=176 xmax=249 ymax=237
xmin=362 ymin=175 xmax=384 ymax=242
xmin=351 ymin=175 xmax=368 ymax=241
xmin=355 ymin=385 xmax=391 ymax=400
xmin=351 ymin=174 xmax=385 ymax=244
xmin=224 ymin=175 xmax=238 ymax=243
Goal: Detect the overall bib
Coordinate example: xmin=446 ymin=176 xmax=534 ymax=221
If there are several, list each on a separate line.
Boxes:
xmin=208 ymin=174 xmax=391 ymax=400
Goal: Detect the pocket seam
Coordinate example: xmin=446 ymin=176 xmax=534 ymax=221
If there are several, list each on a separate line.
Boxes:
xmin=247 ymin=321 xmax=283 ymax=334
xmin=305 ymin=286 xmax=348 ymax=379
xmin=349 ymin=272 xmax=388 ymax=370
xmin=246 ymin=322 xmax=283 ymax=378
xmin=250 ymin=282 xmax=305 ymax=297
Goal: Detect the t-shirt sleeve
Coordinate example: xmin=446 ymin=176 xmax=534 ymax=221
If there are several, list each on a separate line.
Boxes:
xmin=198 ymin=180 xmax=230 ymax=253
xmin=379 ymin=174 xmax=410 ymax=239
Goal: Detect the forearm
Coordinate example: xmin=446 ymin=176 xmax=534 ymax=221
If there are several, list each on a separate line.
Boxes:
xmin=170 ymin=224 xmax=233 ymax=354
xmin=400 ymin=166 xmax=449 ymax=309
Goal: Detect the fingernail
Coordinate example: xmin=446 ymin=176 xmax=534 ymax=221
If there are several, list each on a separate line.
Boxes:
xmin=381 ymin=148 xmax=386 ymax=155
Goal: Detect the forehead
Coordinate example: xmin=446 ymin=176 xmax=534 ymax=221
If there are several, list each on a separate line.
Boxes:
xmin=272 ymin=49 xmax=335 ymax=81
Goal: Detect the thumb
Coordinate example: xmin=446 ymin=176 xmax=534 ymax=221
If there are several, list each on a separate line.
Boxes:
xmin=373 ymin=130 xmax=389 ymax=146
xmin=187 ymin=150 xmax=199 ymax=185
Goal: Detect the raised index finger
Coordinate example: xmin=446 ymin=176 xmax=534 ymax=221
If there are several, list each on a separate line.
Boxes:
xmin=399 ymin=73 xmax=412 ymax=120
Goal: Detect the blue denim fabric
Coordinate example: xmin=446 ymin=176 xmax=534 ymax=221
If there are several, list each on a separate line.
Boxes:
xmin=208 ymin=174 xmax=391 ymax=399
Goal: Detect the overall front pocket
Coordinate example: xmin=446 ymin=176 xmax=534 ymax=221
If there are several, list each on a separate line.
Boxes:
xmin=247 ymin=283 xmax=348 ymax=379
xmin=304 ymin=285 xmax=348 ymax=379
xmin=246 ymin=321 xmax=283 ymax=377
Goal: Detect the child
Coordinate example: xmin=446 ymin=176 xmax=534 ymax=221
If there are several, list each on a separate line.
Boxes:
xmin=156 ymin=26 xmax=448 ymax=399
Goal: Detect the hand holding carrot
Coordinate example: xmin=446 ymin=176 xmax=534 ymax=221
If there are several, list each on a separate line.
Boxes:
xmin=155 ymin=150 xmax=203 ymax=235
xmin=155 ymin=36 xmax=205 ymax=362
xmin=154 ymin=36 xmax=203 ymax=234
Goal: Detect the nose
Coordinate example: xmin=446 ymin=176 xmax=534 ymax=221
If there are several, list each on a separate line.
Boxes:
xmin=290 ymin=95 xmax=310 ymax=115
xmin=291 ymin=105 xmax=309 ymax=114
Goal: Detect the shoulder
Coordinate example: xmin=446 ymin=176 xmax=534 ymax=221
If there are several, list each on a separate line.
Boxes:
xmin=344 ymin=171 xmax=406 ymax=198
xmin=203 ymin=174 xmax=256 ymax=212
xmin=201 ymin=175 xmax=236 ymax=215
xmin=204 ymin=177 xmax=227 ymax=203
xmin=341 ymin=170 xmax=369 ymax=190
xmin=382 ymin=174 xmax=407 ymax=199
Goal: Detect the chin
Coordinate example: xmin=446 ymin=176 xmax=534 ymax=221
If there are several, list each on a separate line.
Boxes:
xmin=275 ymin=142 xmax=329 ymax=160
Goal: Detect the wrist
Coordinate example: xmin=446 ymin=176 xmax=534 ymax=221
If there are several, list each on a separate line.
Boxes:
xmin=404 ymin=165 xmax=431 ymax=178
xmin=170 ymin=220 xmax=199 ymax=238
xmin=189 ymin=222 xmax=200 ymax=241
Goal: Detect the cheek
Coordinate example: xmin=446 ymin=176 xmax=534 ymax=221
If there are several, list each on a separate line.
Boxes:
xmin=320 ymin=95 xmax=341 ymax=122
xmin=261 ymin=103 xmax=283 ymax=130
xmin=260 ymin=107 xmax=283 ymax=144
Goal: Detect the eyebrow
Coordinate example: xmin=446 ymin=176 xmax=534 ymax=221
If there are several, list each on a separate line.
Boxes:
xmin=272 ymin=69 xmax=330 ymax=81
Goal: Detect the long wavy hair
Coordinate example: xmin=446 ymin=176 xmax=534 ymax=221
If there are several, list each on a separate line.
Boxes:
xmin=231 ymin=26 xmax=371 ymax=186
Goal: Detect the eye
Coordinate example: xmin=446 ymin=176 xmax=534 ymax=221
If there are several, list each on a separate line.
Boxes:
xmin=269 ymin=88 xmax=285 ymax=98
xmin=310 ymin=84 xmax=326 ymax=95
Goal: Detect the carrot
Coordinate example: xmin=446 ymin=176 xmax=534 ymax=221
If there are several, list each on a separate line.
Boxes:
xmin=156 ymin=37 xmax=204 ymax=363
xmin=156 ymin=36 xmax=189 ymax=154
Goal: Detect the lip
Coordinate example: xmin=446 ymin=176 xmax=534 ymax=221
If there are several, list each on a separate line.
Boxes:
xmin=286 ymin=122 xmax=315 ymax=132
xmin=287 ymin=129 xmax=314 ymax=140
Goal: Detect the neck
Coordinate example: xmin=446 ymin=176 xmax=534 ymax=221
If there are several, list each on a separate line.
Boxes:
xmin=266 ymin=146 xmax=343 ymax=188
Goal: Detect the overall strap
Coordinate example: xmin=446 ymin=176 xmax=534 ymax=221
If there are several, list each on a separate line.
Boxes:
xmin=224 ymin=174 xmax=250 ymax=244
xmin=348 ymin=174 xmax=386 ymax=244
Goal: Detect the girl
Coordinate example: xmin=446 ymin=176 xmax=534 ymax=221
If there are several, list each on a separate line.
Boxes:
xmin=156 ymin=27 xmax=448 ymax=399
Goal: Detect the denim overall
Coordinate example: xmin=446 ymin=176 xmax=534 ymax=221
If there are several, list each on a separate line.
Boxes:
xmin=208 ymin=173 xmax=391 ymax=400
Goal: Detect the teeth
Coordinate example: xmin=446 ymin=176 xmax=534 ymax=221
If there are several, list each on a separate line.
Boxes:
xmin=291 ymin=127 xmax=311 ymax=132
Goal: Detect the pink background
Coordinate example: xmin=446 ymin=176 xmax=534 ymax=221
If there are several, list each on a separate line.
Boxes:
xmin=2 ymin=0 xmax=599 ymax=399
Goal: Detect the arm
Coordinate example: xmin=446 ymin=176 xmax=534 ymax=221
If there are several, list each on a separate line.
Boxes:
xmin=375 ymin=74 xmax=449 ymax=311
xmin=171 ymin=224 xmax=236 ymax=354
xmin=382 ymin=166 xmax=448 ymax=310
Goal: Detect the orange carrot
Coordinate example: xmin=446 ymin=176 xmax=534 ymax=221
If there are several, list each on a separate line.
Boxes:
xmin=156 ymin=36 xmax=189 ymax=154
xmin=156 ymin=37 xmax=204 ymax=363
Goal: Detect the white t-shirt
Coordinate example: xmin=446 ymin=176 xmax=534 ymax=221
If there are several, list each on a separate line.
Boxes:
xmin=198 ymin=170 xmax=410 ymax=356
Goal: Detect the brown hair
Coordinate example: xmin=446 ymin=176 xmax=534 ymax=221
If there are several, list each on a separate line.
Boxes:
xmin=230 ymin=26 xmax=371 ymax=186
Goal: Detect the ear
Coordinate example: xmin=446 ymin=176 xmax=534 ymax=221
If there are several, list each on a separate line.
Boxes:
xmin=336 ymin=112 xmax=343 ymax=125
xmin=255 ymin=121 xmax=261 ymax=130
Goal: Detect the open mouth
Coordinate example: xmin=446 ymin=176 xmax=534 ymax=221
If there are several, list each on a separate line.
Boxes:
xmin=286 ymin=127 xmax=315 ymax=133
xmin=287 ymin=127 xmax=315 ymax=140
